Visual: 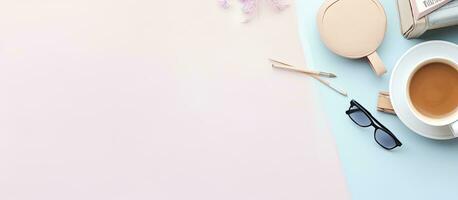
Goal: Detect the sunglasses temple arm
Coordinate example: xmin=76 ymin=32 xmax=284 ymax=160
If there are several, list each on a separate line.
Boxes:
xmin=345 ymin=108 xmax=360 ymax=115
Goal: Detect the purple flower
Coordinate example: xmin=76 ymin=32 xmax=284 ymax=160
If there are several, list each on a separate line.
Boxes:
xmin=218 ymin=0 xmax=289 ymax=22
xmin=268 ymin=0 xmax=289 ymax=11
xmin=218 ymin=0 xmax=230 ymax=9
xmin=240 ymin=0 xmax=257 ymax=15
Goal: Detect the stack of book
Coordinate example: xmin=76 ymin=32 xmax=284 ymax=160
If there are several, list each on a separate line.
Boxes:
xmin=397 ymin=0 xmax=458 ymax=39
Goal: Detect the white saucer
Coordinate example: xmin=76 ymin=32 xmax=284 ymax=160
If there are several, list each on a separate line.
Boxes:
xmin=390 ymin=41 xmax=458 ymax=140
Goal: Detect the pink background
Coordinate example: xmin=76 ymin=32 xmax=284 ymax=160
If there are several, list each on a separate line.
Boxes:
xmin=0 ymin=1 xmax=348 ymax=199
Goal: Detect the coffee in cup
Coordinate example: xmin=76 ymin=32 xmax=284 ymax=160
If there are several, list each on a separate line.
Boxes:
xmin=407 ymin=58 xmax=458 ymax=135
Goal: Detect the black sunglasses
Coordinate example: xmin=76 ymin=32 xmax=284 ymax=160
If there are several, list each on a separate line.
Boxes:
xmin=345 ymin=100 xmax=402 ymax=150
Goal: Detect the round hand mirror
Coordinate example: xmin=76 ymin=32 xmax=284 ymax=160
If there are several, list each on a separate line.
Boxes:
xmin=317 ymin=0 xmax=387 ymax=76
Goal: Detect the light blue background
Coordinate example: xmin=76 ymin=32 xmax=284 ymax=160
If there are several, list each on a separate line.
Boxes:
xmin=295 ymin=0 xmax=458 ymax=199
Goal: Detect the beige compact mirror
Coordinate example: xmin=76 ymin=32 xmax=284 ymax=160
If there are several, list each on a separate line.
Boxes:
xmin=317 ymin=0 xmax=387 ymax=76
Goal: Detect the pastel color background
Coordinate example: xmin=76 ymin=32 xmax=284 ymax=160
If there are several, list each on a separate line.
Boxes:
xmin=0 ymin=1 xmax=348 ymax=199
xmin=297 ymin=0 xmax=458 ymax=199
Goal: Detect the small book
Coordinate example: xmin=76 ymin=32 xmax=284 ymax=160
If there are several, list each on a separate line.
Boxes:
xmin=409 ymin=0 xmax=452 ymax=20
xmin=397 ymin=0 xmax=458 ymax=39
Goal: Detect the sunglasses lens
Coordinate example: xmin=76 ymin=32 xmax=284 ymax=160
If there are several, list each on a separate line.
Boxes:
xmin=348 ymin=106 xmax=371 ymax=127
xmin=375 ymin=129 xmax=397 ymax=149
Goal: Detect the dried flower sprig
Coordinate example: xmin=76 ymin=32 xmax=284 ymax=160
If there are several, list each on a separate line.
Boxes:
xmin=267 ymin=0 xmax=289 ymax=11
xmin=218 ymin=0 xmax=289 ymax=23
xmin=218 ymin=0 xmax=231 ymax=9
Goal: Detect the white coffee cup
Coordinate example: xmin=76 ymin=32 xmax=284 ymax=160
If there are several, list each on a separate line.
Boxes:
xmin=406 ymin=57 xmax=458 ymax=137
